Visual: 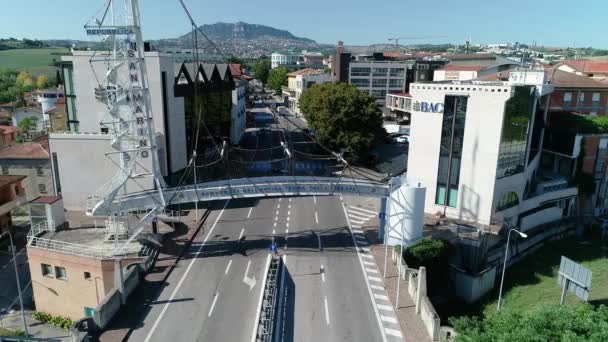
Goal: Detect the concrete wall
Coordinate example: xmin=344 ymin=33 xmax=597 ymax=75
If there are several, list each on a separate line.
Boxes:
xmin=451 ymin=266 xmax=496 ymax=303
xmin=408 ymin=83 xmax=512 ymax=224
xmin=49 ymin=133 xmax=155 ymax=211
xmin=93 ymin=288 xmax=121 ymax=329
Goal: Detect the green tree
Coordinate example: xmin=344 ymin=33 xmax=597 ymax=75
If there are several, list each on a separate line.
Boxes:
xmin=17 ymin=116 xmax=39 ymax=141
xmin=450 ymin=304 xmax=608 ymax=342
xmin=299 ymin=83 xmax=386 ymax=156
xmin=36 ymin=75 xmax=49 ymax=89
xmin=267 ymin=67 xmax=289 ymax=94
xmin=254 ymin=60 xmax=271 ymax=86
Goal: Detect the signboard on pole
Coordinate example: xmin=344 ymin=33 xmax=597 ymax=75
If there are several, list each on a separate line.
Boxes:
xmin=557 ymin=256 xmax=592 ymax=304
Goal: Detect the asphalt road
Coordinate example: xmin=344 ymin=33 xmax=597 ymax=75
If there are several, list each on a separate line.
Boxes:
xmin=128 ymin=195 xmax=384 ymax=342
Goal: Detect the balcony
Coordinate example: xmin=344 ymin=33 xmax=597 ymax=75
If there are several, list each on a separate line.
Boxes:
xmin=281 ymin=86 xmax=295 ymax=97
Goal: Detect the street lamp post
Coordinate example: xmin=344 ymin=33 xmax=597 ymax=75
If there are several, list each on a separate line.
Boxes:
xmin=0 ymin=231 xmax=28 ymax=335
xmin=497 ymin=228 xmax=528 ymax=311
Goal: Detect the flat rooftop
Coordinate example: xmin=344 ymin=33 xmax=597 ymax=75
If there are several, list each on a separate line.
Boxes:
xmin=34 ymin=227 xmax=142 ymax=258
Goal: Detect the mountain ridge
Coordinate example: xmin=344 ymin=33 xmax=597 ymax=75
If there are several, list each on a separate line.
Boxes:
xmin=179 ymin=21 xmax=316 ymax=43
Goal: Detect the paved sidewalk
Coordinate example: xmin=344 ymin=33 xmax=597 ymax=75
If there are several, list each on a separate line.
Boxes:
xmin=371 ymin=243 xmax=432 ymax=342
xmin=0 ymin=310 xmax=71 ymax=341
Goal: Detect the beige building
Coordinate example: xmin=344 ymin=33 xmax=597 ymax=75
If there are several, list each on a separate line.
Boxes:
xmin=27 ymin=207 xmax=143 ymax=320
xmin=0 ymin=136 xmax=54 ymax=201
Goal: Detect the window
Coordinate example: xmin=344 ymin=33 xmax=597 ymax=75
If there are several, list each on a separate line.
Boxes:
xmin=563 ymin=92 xmax=572 ymax=109
xmin=371 ymin=90 xmax=387 ymax=98
xmin=42 ymin=264 xmax=53 ymax=277
xmin=100 ymin=127 xmax=109 ymax=134
xmin=417 ymin=64 xmax=429 ymax=70
xmin=389 ymin=79 xmax=404 ymax=88
xmin=389 ymin=68 xmax=405 ymax=77
xmin=372 ymin=68 xmax=388 ymax=76
xmin=1 ymin=166 xmax=8 ymax=175
xmin=496 ymin=191 xmax=519 ymax=211
xmin=36 ymin=166 xmax=44 ymax=176
xmin=497 ymin=86 xmax=535 ymax=178
xmin=350 ymin=78 xmax=369 ymax=87
xmin=84 ymin=272 xmax=91 ymax=280
xmin=592 ymin=92 xmax=601 ymax=111
xmin=372 ymin=79 xmax=387 ymax=87
xmin=38 ymin=184 xmax=47 ymax=194
xmin=350 ymin=67 xmax=370 ymax=77
xmin=55 ymin=266 xmax=67 ymax=280
xmin=435 ymin=95 xmax=468 ymax=207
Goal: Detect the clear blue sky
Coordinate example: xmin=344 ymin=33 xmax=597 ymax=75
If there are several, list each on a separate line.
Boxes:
xmin=2 ymin=0 xmax=607 ymax=48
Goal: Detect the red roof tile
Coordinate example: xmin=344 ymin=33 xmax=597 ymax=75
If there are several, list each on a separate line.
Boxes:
xmin=31 ymin=196 xmax=62 ymax=204
xmin=0 ymin=175 xmax=26 ymax=188
xmin=0 ymin=141 xmax=49 ymax=159
xmin=287 ymin=68 xmax=325 ymax=77
xmin=561 ymin=60 xmax=608 ymax=73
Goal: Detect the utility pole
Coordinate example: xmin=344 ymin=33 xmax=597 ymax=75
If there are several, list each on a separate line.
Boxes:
xmin=0 ymin=232 xmax=28 ymax=336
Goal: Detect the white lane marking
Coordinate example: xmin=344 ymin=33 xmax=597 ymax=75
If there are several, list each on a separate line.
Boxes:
xmin=287 ymin=210 xmax=290 ymax=216
xmin=324 ymin=296 xmax=330 ymax=326
xmin=315 ymin=212 xmax=319 ymax=224
xmin=371 ymin=284 xmax=384 ymax=291
xmin=273 ymin=222 xmax=277 ymax=227
xmin=286 ymin=216 xmax=290 ymax=222
xmin=277 ymin=204 xmax=281 ymax=209
xmin=289 ymin=198 xmax=292 ymax=202
xmin=380 ymin=315 xmax=398 ymax=324
xmin=385 ymin=328 xmax=403 ymax=338
xmin=349 ymin=218 xmax=367 ymax=225
xmin=360 ymin=247 xmax=371 ymax=252
xmin=144 ymin=201 xmax=229 ymax=342
xmin=275 ymin=216 xmax=278 ymax=221
xmin=208 ymin=293 xmax=219 ymax=317
xmin=361 ymin=254 xmax=374 ymax=259
xmin=247 ymin=207 xmax=253 ymax=218
xmin=272 ymin=229 xmax=276 ymax=235
xmin=374 ymin=293 xmax=389 ymax=301
xmin=377 ymin=304 xmax=393 ymax=311
xmin=341 ymin=202 xmax=388 ymax=342
xmin=288 ymin=204 xmax=291 ymax=209
xmin=352 ymin=226 xmax=363 ymax=230
xmin=313 ymin=196 xmax=316 ymax=205
xmin=321 ymin=264 xmax=325 ymax=282
xmin=239 ymin=228 xmax=245 ymax=240
xmin=243 ymin=260 xmax=252 ymax=281
xmin=340 ymin=195 xmax=343 ymax=201
xmin=225 ymin=260 xmax=233 ymax=275
xmin=279 ymin=198 xmax=282 ymax=202
xmin=348 ymin=206 xmax=378 ymax=216
xmin=352 ymin=228 xmax=364 ymax=233
xmin=250 ymin=254 xmax=274 ymax=342
xmin=368 ymin=276 xmax=382 ymax=282
xmin=276 ymin=210 xmax=280 ymax=216
xmin=364 ymin=261 xmax=376 ymax=266
xmin=366 ymin=268 xmax=379 ymax=274
xmin=348 ymin=211 xmax=372 ymax=220
xmin=286 ymin=222 xmax=290 ymax=227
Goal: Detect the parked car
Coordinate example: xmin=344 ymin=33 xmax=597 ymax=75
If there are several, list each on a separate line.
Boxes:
xmin=395 ymin=135 xmax=409 ymax=144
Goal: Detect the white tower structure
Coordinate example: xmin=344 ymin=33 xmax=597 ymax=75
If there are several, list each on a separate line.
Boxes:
xmin=84 ymin=0 xmax=165 ymax=234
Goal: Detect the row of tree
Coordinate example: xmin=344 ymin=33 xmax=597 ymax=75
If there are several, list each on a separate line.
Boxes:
xmin=0 ymin=69 xmax=50 ymax=104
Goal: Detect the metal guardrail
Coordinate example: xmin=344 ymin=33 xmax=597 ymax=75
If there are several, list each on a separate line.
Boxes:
xmin=253 ymin=256 xmax=282 ymax=342
xmin=28 ymin=236 xmax=140 ymax=259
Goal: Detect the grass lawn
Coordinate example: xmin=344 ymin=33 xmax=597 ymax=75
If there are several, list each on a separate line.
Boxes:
xmin=439 ymin=231 xmax=608 ymax=320
xmin=0 ymin=48 xmax=69 ymax=77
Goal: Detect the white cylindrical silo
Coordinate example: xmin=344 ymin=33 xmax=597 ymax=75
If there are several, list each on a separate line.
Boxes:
xmin=387 ymin=176 xmax=426 ymax=247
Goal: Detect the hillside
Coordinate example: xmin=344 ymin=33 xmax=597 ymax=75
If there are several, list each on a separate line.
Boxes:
xmin=182 ymin=22 xmax=314 ymax=43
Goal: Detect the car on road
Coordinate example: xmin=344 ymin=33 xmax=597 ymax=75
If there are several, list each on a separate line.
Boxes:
xmin=394 ymin=135 xmax=409 ymax=144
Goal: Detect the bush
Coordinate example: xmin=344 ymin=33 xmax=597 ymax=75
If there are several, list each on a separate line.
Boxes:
xmin=401 ymin=238 xmax=450 ymax=269
xmin=32 ymin=311 xmax=73 ymax=331
xmin=450 ymin=304 xmax=608 ymax=342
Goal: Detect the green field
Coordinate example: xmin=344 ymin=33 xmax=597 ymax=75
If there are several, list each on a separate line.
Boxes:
xmin=0 ymin=48 xmax=70 ymax=77
xmin=440 ymin=231 xmax=608 ymax=320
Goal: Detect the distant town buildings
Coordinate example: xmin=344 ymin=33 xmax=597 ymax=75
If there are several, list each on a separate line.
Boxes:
xmin=281 ymin=68 xmax=333 ymax=115
xmin=0 ymin=175 xmax=26 ymax=234
xmin=271 ymin=50 xmax=326 ymax=70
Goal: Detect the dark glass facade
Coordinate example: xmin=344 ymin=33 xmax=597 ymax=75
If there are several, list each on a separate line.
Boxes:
xmin=436 ymin=95 xmax=468 ymax=207
xmin=497 ymin=86 xmax=535 ymax=178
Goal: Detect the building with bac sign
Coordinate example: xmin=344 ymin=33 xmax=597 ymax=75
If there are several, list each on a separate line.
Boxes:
xmin=408 ymin=70 xmax=578 ymax=230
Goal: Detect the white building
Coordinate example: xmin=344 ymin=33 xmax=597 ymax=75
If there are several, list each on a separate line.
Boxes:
xmin=231 ymin=78 xmax=247 ymax=144
xmin=271 ymin=52 xmax=301 ymax=69
xmin=51 ymin=51 xmax=188 ymax=211
xmin=282 ymin=68 xmax=334 ymax=115
xmin=348 ymin=61 xmax=408 ymax=104
xmin=407 ymin=70 xmax=578 ymax=230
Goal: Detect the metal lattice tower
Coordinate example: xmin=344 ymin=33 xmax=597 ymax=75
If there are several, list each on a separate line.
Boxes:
xmin=85 ymin=0 xmax=165 ymax=230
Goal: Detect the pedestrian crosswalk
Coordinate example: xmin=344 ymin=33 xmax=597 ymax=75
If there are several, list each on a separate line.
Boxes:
xmin=345 ymin=204 xmax=404 ymax=341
